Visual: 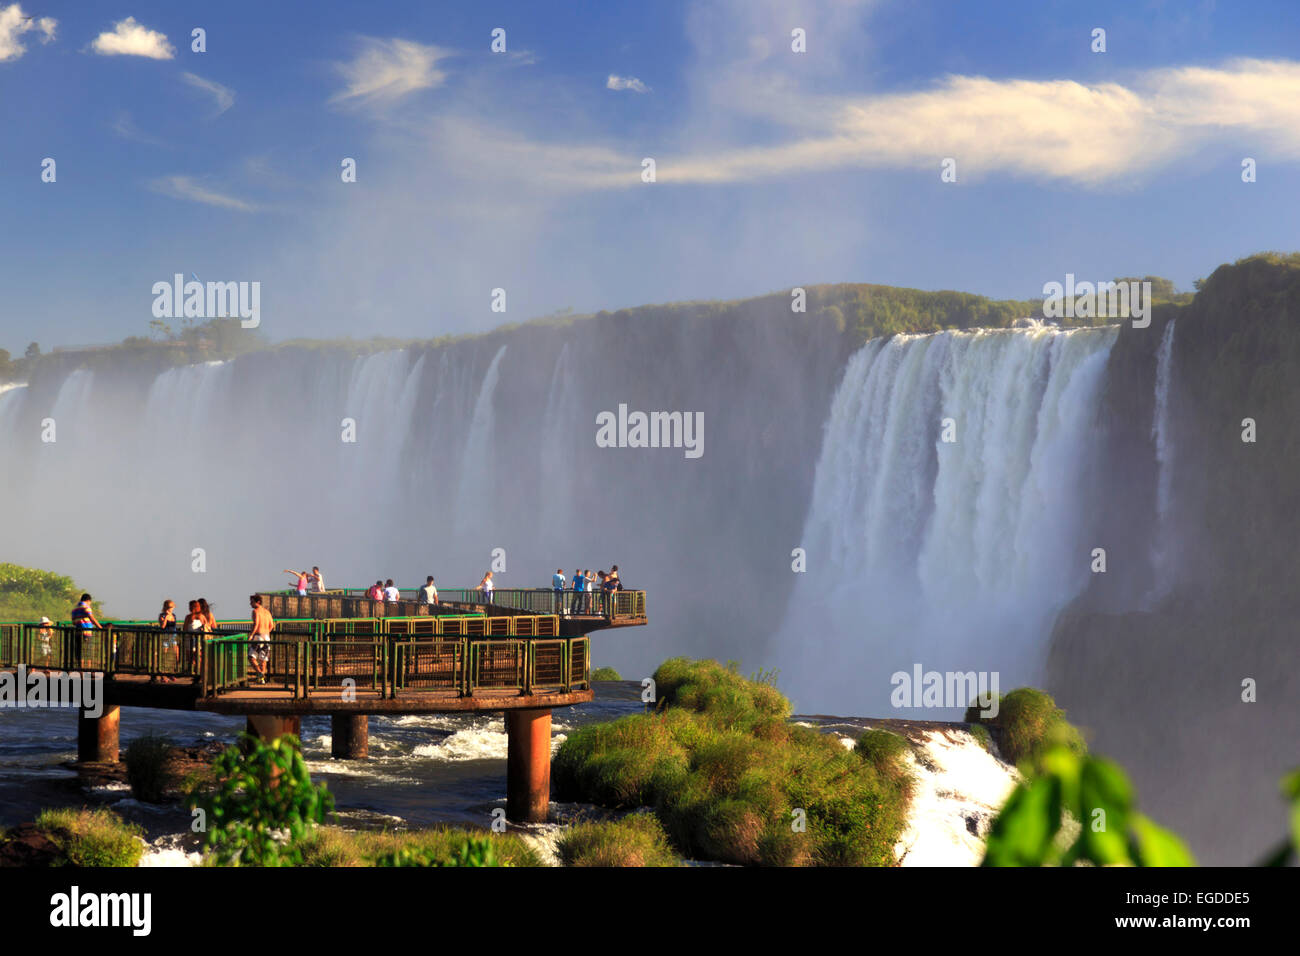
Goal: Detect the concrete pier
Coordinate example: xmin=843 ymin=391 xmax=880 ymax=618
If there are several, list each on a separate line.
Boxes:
xmin=505 ymin=707 xmax=551 ymax=823
xmin=331 ymin=714 xmax=369 ymax=759
xmin=245 ymin=715 xmax=302 ymax=743
xmin=77 ymin=705 xmax=120 ymax=763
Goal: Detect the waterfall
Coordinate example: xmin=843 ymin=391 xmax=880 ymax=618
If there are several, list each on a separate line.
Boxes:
xmin=454 ymin=345 xmax=506 ymax=536
xmin=539 ymin=343 xmax=581 ymax=541
xmin=1149 ymin=321 xmax=1177 ymax=598
xmin=771 ymin=326 xmax=1120 ymax=715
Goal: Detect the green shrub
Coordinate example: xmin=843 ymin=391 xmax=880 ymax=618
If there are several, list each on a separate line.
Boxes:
xmin=652 ymin=657 xmax=792 ymax=730
xmin=967 ymin=723 xmax=993 ymax=753
xmin=297 ymin=826 xmax=540 ymax=867
xmin=35 ymin=808 xmax=144 ymax=867
xmin=124 ymin=733 xmax=173 ymax=803
xmin=996 ymin=689 xmax=1085 ymax=771
xmin=197 ymin=733 xmax=334 ymax=867
xmin=557 ymin=814 xmax=679 ymax=867
xmin=966 ymin=688 xmax=1084 ymax=773
xmin=591 ymin=666 xmax=622 ymax=681
xmin=555 ymin=658 xmax=913 ymax=866
xmin=962 ymin=692 xmax=1004 ymax=724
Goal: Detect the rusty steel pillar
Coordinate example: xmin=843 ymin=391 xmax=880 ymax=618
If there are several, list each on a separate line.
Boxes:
xmin=245 ymin=715 xmax=301 ymax=743
xmin=331 ymin=714 xmax=369 ymax=759
xmin=77 ymin=705 xmax=120 ymax=763
xmin=505 ymin=707 xmax=551 ymax=823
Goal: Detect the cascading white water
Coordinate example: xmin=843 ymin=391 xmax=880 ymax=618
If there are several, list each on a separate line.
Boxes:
xmin=454 ymin=345 xmax=506 ymax=536
xmin=1149 ymin=320 xmax=1177 ymax=599
xmin=539 ymin=343 xmax=581 ymax=542
xmin=0 ymin=345 xmax=518 ymax=617
xmin=771 ymin=326 xmax=1120 ymax=715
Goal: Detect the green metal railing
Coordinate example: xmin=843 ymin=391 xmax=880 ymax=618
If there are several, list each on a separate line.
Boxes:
xmin=324 ymin=586 xmax=647 ymax=620
xmin=193 ymin=634 xmax=590 ymax=700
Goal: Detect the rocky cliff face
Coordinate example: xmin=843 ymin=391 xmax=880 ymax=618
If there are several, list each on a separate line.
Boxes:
xmin=1048 ymin=254 xmax=1300 ymax=864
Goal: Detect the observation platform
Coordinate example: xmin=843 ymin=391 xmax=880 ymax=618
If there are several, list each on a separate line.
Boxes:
xmin=0 ymin=586 xmax=647 ymax=822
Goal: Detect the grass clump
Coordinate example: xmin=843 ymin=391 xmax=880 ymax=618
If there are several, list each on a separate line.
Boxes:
xmin=966 ymin=688 xmax=1085 ymax=773
xmin=554 ymin=658 xmax=913 ymax=866
xmin=297 ymin=826 xmax=542 ymax=867
xmin=967 ymin=723 xmax=993 ymax=753
xmin=124 ymin=733 xmax=174 ymax=803
xmin=35 ymin=808 xmax=144 ymax=867
xmin=557 ymin=814 xmax=680 ymax=867
xmin=591 ymin=666 xmax=622 ymax=681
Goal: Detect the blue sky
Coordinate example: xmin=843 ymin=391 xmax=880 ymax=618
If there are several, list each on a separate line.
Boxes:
xmin=2 ymin=0 xmax=1299 ymax=350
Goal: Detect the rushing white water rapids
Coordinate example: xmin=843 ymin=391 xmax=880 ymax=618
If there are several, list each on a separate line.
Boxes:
xmin=772 ymin=325 xmax=1121 ymax=715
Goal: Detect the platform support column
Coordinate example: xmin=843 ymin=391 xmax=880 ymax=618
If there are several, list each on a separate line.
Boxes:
xmin=77 ymin=704 xmax=120 ymax=763
xmin=331 ymin=714 xmax=369 ymax=759
xmin=245 ymin=715 xmax=301 ymax=744
xmin=506 ymin=707 xmax=551 ymax=823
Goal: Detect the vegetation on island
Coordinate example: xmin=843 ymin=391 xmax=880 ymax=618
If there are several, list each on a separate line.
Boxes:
xmin=964 ymin=687 xmax=1085 ymax=773
xmin=31 ymin=808 xmax=145 ymax=867
xmin=553 ymin=657 xmax=915 ymax=866
xmin=300 ymin=828 xmax=540 ymax=867
xmin=590 ymin=666 xmax=623 ymax=681
xmin=556 ymin=813 xmax=680 ymax=867
xmin=0 ymin=563 xmax=100 ymax=621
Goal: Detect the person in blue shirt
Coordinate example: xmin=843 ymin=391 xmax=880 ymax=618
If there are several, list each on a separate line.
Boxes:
xmin=571 ymin=568 xmax=585 ymax=613
xmin=552 ymin=569 xmax=567 ymax=614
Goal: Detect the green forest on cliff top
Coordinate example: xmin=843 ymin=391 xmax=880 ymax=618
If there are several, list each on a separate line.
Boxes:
xmin=4 ymin=259 xmax=1248 ymax=385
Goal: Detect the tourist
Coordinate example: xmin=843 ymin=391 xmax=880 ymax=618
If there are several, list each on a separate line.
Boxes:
xmin=37 ymin=616 xmax=53 ymax=666
xmin=368 ymin=580 xmax=384 ymax=601
xmin=284 ymin=569 xmax=310 ymax=596
xmin=308 ymin=566 xmax=325 ymax=592
xmin=183 ymin=600 xmax=203 ymax=632
xmin=552 ymin=569 xmax=567 ymax=614
xmin=601 ymin=570 xmax=618 ymax=615
xmin=71 ymin=593 xmax=102 ymax=630
xmin=157 ymin=600 xmax=177 ymax=681
xmin=478 ymin=571 xmax=494 ymax=603
xmin=571 ymin=568 xmax=585 ymax=613
xmin=70 ymin=592 xmax=106 ymax=661
xmin=420 ymin=576 xmax=439 ymax=606
xmin=610 ymin=565 xmax=623 ymax=590
xmin=384 ymin=579 xmax=400 ymax=603
xmin=248 ymin=594 xmax=274 ymax=685
xmin=198 ymin=598 xmax=216 ymax=632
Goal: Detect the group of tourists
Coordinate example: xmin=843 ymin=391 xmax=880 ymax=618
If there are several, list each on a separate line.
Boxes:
xmin=552 ymin=565 xmax=623 ymax=614
xmin=285 ymin=567 xmax=326 ymax=595
xmin=153 ymin=597 xmax=218 ymax=681
xmin=364 ymin=576 xmax=442 ymax=605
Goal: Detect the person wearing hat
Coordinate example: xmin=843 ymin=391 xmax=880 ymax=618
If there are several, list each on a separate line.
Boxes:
xmin=37 ymin=617 xmax=53 ymax=665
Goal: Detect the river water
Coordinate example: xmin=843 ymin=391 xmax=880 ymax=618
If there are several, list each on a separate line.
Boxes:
xmin=0 ymin=682 xmax=647 ymax=849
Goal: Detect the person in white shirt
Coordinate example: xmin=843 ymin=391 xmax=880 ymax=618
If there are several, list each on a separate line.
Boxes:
xmin=478 ymin=571 xmax=494 ymax=603
xmin=383 ymin=579 xmax=400 ymax=602
xmin=421 ymin=576 xmax=438 ymax=605
xmin=552 ymin=569 xmax=567 ymax=614
xmin=309 ymin=566 xmax=325 ymax=592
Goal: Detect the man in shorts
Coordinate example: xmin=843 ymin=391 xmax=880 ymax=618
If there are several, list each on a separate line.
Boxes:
xmin=249 ymin=594 xmax=274 ymax=685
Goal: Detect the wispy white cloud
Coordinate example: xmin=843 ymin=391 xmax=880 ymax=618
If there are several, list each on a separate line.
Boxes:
xmin=182 ymin=72 xmax=235 ymax=116
xmin=607 ymin=74 xmax=650 ymax=93
xmin=151 ymin=175 xmax=257 ymax=211
xmin=91 ymin=16 xmax=174 ymax=59
xmin=109 ymin=111 xmax=169 ymax=147
xmin=654 ymin=59 xmax=1300 ymax=186
xmin=0 ymin=3 xmax=55 ymax=62
xmin=331 ymin=37 xmax=450 ymax=105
